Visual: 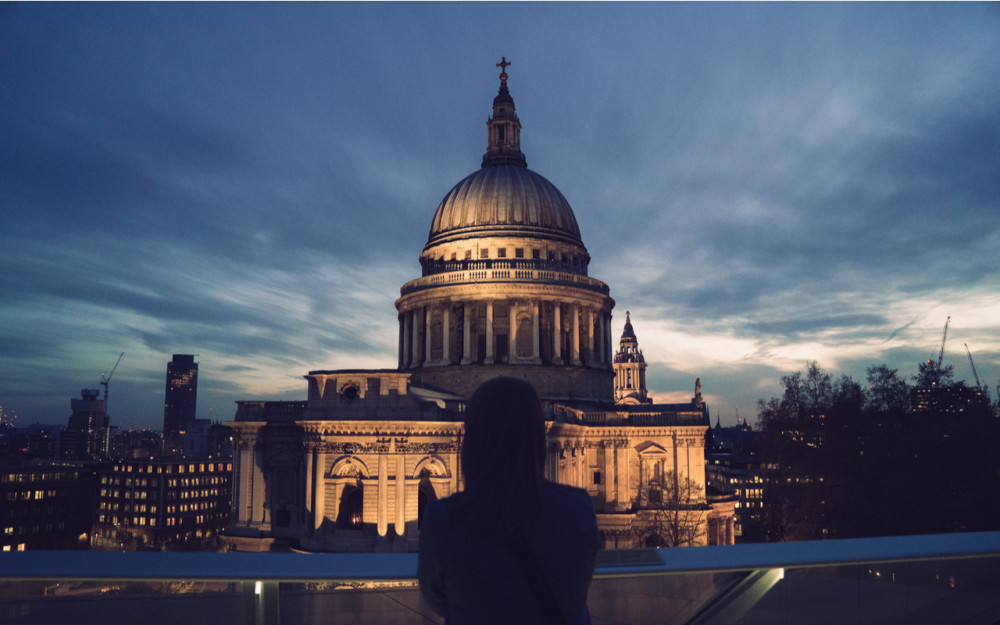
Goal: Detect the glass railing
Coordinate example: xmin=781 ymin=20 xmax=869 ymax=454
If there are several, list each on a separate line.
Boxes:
xmin=1 ymin=531 xmax=998 ymax=625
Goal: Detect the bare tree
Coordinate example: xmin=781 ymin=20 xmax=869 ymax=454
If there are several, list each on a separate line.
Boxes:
xmin=640 ymin=470 xmax=708 ymax=547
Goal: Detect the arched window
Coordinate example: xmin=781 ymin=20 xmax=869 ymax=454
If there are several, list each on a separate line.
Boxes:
xmin=336 ymin=483 xmax=363 ymax=530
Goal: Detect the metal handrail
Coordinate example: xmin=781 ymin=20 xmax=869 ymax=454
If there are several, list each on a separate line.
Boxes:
xmin=2 ymin=531 xmax=998 ymax=582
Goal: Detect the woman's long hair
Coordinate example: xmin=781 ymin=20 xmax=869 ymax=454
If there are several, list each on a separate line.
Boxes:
xmin=456 ymin=377 xmax=547 ymax=538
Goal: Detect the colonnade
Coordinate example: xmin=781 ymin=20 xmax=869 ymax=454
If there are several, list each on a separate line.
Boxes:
xmin=399 ymin=298 xmax=613 ymax=369
xmin=547 ymin=442 xmax=591 ymax=490
xmin=547 ymin=439 xmax=635 ymax=513
xmin=303 ymin=445 xmax=455 ymax=539
xmin=232 ymin=434 xmax=267 ymax=529
xmin=615 ymin=364 xmax=647 ymax=392
xmin=708 ymin=515 xmax=736 ymax=546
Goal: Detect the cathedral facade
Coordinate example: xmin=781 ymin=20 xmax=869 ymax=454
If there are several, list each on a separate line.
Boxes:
xmin=227 ymin=62 xmax=731 ymax=552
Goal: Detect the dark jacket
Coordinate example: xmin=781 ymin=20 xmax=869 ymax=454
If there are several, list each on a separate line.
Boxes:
xmin=418 ymin=479 xmax=599 ymax=625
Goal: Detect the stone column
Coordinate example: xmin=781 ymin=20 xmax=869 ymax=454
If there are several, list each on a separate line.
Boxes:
xmin=462 ymin=301 xmax=473 ymax=364
xmin=572 ymin=449 xmax=580 ymax=487
xmin=402 ymin=312 xmax=411 ymax=368
xmin=424 ymin=305 xmax=433 ymax=364
xmin=595 ymin=310 xmax=604 ymax=365
xmin=378 ymin=455 xmax=388 ymax=537
xmin=251 ymin=442 xmax=265 ymax=527
xmin=395 ymin=455 xmax=406 ymax=536
xmin=449 ymin=451 xmax=460 ymax=496
xmin=603 ymin=313 xmax=612 ymax=365
xmin=411 ymin=309 xmax=421 ymax=368
xmin=485 ymin=301 xmax=495 ymax=365
xmin=603 ymin=442 xmax=615 ymax=508
xmin=586 ymin=308 xmax=595 ymax=364
xmin=508 ymin=301 xmax=517 ymax=361
xmin=398 ymin=314 xmax=405 ymax=369
xmin=637 ymin=455 xmax=646 ymax=504
xmin=727 ymin=517 xmax=735 ymax=545
xmin=671 ymin=432 xmax=679 ymax=477
xmin=303 ymin=443 xmax=313 ymax=531
xmin=546 ymin=444 xmax=559 ymax=482
xmin=441 ymin=304 xmax=451 ymax=365
xmin=577 ymin=447 xmax=586 ymax=488
xmin=571 ymin=305 xmax=581 ymax=365
xmin=237 ymin=439 xmax=252 ymax=525
xmin=313 ymin=445 xmax=326 ymax=533
xmin=552 ymin=304 xmax=563 ymax=365
xmin=616 ymin=441 xmax=630 ymax=512
xmin=531 ymin=300 xmax=541 ymax=363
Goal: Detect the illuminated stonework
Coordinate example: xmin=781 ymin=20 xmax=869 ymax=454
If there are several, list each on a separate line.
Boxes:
xmin=614 ymin=311 xmax=652 ymax=405
xmin=227 ymin=62 xmax=730 ymax=552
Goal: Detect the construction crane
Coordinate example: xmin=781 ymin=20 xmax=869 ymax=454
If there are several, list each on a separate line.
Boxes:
xmin=936 ymin=316 xmax=951 ymax=368
xmin=964 ymin=343 xmax=982 ymax=390
xmin=100 ymin=351 xmax=125 ymax=402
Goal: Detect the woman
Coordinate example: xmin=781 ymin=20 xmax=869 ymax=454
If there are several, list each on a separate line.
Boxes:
xmin=419 ymin=377 xmax=599 ymax=625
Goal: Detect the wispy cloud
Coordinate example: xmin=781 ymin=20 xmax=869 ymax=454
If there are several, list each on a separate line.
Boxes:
xmin=1 ymin=3 xmax=997 ymax=427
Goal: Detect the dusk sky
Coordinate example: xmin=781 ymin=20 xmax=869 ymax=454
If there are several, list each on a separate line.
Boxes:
xmin=2 ymin=3 xmax=998 ymax=431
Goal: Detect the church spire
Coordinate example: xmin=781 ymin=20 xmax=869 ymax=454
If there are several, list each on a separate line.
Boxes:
xmin=482 ymin=56 xmax=527 ymax=168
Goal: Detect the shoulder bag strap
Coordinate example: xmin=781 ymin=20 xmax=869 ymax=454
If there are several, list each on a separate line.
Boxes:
xmin=506 ymin=530 xmax=570 ymax=625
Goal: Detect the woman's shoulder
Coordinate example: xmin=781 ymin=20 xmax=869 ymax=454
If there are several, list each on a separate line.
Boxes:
xmin=543 ymin=479 xmax=593 ymax=505
xmin=425 ymin=492 xmax=457 ymax=517
xmin=424 ymin=491 xmax=474 ymax=527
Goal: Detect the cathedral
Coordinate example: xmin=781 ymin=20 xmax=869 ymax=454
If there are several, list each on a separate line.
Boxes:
xmin=227 ymin=61 xmax=734 ymax=552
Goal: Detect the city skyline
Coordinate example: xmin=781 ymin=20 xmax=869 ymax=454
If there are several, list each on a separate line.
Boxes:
xmin=1 ymin=3 xmax=998 ymax=430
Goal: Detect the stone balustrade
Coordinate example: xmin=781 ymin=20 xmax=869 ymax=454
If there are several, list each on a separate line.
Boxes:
xmin=401 ymin=266 xmax=610 ymax=296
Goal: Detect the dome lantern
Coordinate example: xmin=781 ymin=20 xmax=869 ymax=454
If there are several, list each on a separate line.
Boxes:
xmin=483 ymin=57 xmax=527 ymax=168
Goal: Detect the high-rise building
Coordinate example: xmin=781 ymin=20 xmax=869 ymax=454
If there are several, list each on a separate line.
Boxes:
xmin=92 ymin=459 xmax=231 ymax=551
xmin=0 ymin=464 xmax=94 ymax=551
xmin=64 ymin=388 xmax=109 ymax=460
xmin=163 ymin=355 xmax=198 ymax=446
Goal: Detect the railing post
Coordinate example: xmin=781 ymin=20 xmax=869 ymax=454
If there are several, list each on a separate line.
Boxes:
xmin=243 ymin=580 xmax=280 ymax=625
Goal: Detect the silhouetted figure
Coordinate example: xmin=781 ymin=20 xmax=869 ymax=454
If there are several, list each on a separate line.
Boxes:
xmin=419 ymin=377 xmax=599 ymax=624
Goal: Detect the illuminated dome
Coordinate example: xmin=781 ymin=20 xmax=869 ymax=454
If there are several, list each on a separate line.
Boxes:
xmin=426 ymin=165 xmax=583 ymax=249
xmin=420 ymin=58 xmax=589 ymax=268
xmin=396 ymin=58 xmax=614 ymax=403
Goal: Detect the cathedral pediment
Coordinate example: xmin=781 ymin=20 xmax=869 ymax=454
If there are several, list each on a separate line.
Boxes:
xmin=264 ymin=444 xmax=301 ymax=467
xmin=635 ymin=441 xmax=668 ymax=456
